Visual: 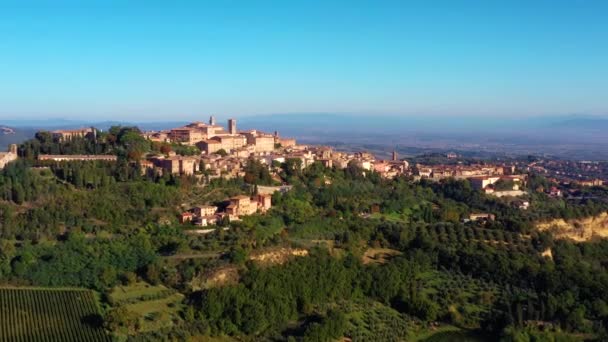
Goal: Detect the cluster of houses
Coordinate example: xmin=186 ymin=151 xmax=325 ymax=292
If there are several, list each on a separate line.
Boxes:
xmin=21 ymin=117 xmax=411 ymax=182
xmin=142 ymin=117 xmax=295 ymax=155
xmin=135 ymin=118 xmax=412 ymax=181
xmin=3 ymin=118 xmax=533 ymax=203
xmin=414 ymin=163 xmax=527 ymax=195
xmin=13 ymin=117 xmax=608 ymax=209
xmin=180 ymin=193 xmax=273 ymax=226
xmin=415 ymin=164 xmax=517 ymax=181
xmin=12 ymin=118 xmax=528 ymax=194
xmin=526 ymin=160 xmax=606 ymax=188
xmin=33 ymin=118 xmax=531 ymax=188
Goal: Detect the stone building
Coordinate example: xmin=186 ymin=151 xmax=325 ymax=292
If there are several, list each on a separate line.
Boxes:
xmin=196 ymin=135 xmax=247 ymax=154
xmin=226 ymin=195 xmax=257 ymax=218
xmin=168 ymin=126 xmax=205 ymax=145
xmin=228 ymin=118 xmax=237 ymax=135
xmin=257 ymin=193 xmax=272 ymax=212
xmin=143 ymin=131 xmax=170 ymax=142
xmin=192 ymin=205 xmax=218 ymax=217
xmin=150 ymin=156 xmax=199 ymax=175
xmin=51 ymin=128 xmax=95 ymax=141
xmin=277 ymin=137 xmax=296 ymax=148
xmin=0 ymin=144 xmax=18 ymax=169
xmin=226 ymin=194 xmax=273 ymax=220
xmin=242 ymin=130 xmax=276 ymax=152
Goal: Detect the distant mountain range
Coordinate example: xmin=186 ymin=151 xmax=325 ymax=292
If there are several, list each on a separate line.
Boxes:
xmin=548 ymin=115 xmax=608 ymax=129
xmin=3 ymin=113 xmax=607 ymax=132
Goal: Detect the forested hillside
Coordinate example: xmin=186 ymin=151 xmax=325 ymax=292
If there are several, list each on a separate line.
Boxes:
xmin=1 ymin=133 xmax=608 ymax=341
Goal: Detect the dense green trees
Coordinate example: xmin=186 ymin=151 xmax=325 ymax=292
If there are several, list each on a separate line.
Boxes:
xmin=195 ymin=251 xmax=419 ymax=336
xmin=18 ymin=125 xmax=154 ymax=161
xmin=243 ymin=159 xmax=274 ymax=185
xmin=4 ymin=143 xmax=608 ymax=340
xmin=6 ymin=232 xmax=156 ymax=290
xmin=301 ymin=310 xmax=347 ymax=342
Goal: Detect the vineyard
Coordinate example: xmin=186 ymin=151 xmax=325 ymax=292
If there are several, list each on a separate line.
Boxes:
xmin=420 ymin=224 xmax=535 ymax=253
xmin=0 ymin=287 xmax=109 ymax=342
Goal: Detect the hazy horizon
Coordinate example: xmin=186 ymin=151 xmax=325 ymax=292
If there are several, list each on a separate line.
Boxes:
xmin=2 ymin=112 xmax=608 ymax=126
xmin=4 ymin=112 xmax=608 ymax=160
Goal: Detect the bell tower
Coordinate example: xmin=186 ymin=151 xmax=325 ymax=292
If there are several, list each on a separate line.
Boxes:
xmin=228 ymin=118 xmax=237 ymax=134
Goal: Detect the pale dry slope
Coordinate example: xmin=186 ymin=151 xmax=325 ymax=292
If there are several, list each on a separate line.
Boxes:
xmin=536 ymin=212 xmax=608 ymax=242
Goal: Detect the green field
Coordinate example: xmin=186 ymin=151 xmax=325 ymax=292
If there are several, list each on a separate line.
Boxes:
xmin=408 ymin=322 xmax=490 ymax=342
xmin=344 ymin=301 xmax=411 ymax=341
xmin=0 ymin=287 xmax=109 ymax=342
xmin=108 ymin=282 xmax=185 ymax=334
xmin=108 ymin=281 xmax=175 ymax=305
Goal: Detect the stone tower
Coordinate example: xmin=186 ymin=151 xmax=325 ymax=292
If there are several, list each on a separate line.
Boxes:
xmin=209 ymin=115 xmax=216 ymax=126
xmin=9 ymin=144 xmax=17 ymax=154
xmin=228 ymin=118 xmax=237 ymax=135
xmin=392 ymin=149 xmax=398 ymax=161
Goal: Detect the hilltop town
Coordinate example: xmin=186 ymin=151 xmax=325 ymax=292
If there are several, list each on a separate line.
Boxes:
xmin=3 ymin=116 xmax=607 ymax=226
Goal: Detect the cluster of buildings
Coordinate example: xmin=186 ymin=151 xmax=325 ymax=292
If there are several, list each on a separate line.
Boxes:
xmin=415 ymin=164 xmax=516 ymax=180
xmin=38 ymin=154 xmax=117 ymax=162
xmin=414 ymin=163 xmax=526 ymax=194
xmin=468 ymin=175 xmax=525 ymax=194
xmin=137 ymin=117 xmax=413 ymax=180
xmin=526 ymin=160 xmax=606 ymax=188
xmin=20 ymin=117 xmax=413 ymax=181
xmin=143 ymin=116 xmax=295 ymax=155
xmin=576 ymin=179 xmax=604 ymax=187
xmin=0 ymin=144 xmax=18 ymax=170
xmin=138 ymin=117 xmax=296 ymax=177
xmin=180 ymin=193 xmax=273 ymax=226
xmin=23 ymin=117 xmax=608 ymax=202
xmin=300 ymin=147 xmax=409 ymax=178
xmin=31 ymin=118 xmax=532 ymax=195
xmin=141 ymin=155 xmax=200 ymax=176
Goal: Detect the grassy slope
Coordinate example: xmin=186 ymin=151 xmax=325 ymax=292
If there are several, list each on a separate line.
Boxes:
xmin=108 ymin=282 xmax=185 ymax=333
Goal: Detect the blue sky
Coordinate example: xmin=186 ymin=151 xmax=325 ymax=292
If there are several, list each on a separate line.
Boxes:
xmin=0 ymin=0 xmax=606 ymax=121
